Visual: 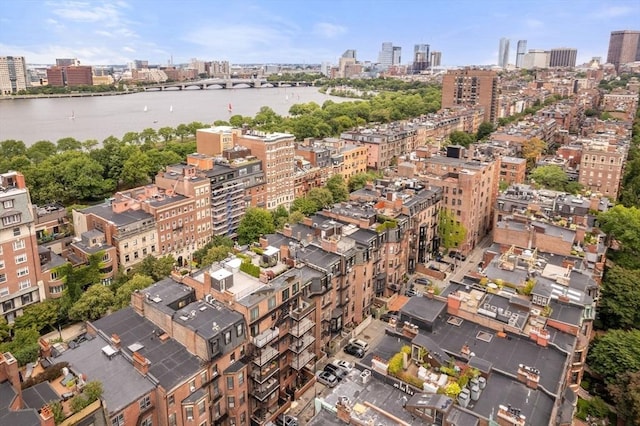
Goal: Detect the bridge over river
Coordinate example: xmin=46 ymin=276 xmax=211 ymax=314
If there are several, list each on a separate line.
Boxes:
xmin=143 ymin=78 xmax=317 ymax=91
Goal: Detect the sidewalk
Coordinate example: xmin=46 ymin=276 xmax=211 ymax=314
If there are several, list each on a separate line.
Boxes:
xmin=41 ymin=322 xmax=86 ymax=344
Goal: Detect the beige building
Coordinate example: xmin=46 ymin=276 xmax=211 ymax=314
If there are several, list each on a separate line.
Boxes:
xmin=442 ymin=68 xmax=499 ymax=123
xmin=196 ymin=126 xmax=240 ymax=156
xmin=578 ymin=138 xmax=627 ymax=199
xmin=0 ymin=56 xmax=28 ymax=95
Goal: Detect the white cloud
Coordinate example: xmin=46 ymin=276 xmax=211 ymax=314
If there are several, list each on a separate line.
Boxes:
xmin=594 ymin=5 xmax=633 ymax=18
xmin=313 ymin=22 xmax=346 ymax=38
xmin=525 ymin=18 xmax=543 ymax=29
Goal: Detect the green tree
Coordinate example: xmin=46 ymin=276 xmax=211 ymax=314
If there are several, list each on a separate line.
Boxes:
xmin=13 ymin=299 xmax=60 ymax=334
xmin=587 ymin=329 xmax=640 ymax=385
xmin=133 ymin=255 xmax=175 ymax=281
xmin=348 ymin=171 xmax=380 ymax=192
xmin=291 ymin=197 xmax=319 ymax=215
xmin=237 ymin=207 xmax=275 ymax=245
xmin=120 ymin=150 xmax=153 ymax=187
xmin=114 ymin=274 xmax=154 ymax=309
xmin=438 ymin=209 xmax=467 ymax=251
xmin=448 ymin=131 xmax=475 ymax=148
xmin=140 ymin=127 xmax=158 ymax=144
xmin=202 ymin=246 xmax=233 ymax=267
xmin=158 ymin=126 xmax=175 ymax=142
xmin=26 ymin=140 xmax=57 ymax=163
xmin=82 ymin=139 xmax=99 ymax=152
xmin=598 ymin=205 xmax=640 ymax=268
xmin=0 ymin=139 xmax=27 ymax=159
xmin=122 ymin=131 xmax=141 ymax=145
xmin=48 ymin=400 xmax=65 ymax=424
xmin=608 ymin=371 xmax=640 ymax=425
xmin=598 ymin=265 xmax=640 ymax=330
xmin=530 ymin=165 xmax=569 ymax=191
xmin=326 ymin=174 xmax=349 ymax=202
xmin=0 ymin=317 xmax=11 ymax=342
xmin=56 ymin=137 xmax=82 ymax=152
xmin=175 ymin=124 xmax=190 ymax=141
xmin=476 ymin=122 xmax=495 ymax=141
xmin=307 ymin=187 xmax=334 ymax=210
xmin=0 ymin=327 xmax=40 ymax=366
xmin=68 ymin=284 xmax=116 ymax=321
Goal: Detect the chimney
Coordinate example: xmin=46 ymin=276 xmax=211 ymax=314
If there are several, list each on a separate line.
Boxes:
xmin=111 ymin=334 xmax=121 ymax=350
xmin=306 ymin=233 xmax=313 ymax=244
xmin=303 ymin=217 xmax=313 ymax=227
xmin=259 ymin=236 xmax=269 ymax=249
xmin=131 ymin=290 xmax=145 ymax=315
xmin=40 ymin=404 xmax=55 ymax=426
xmin=0 ymin=353 xmax=22 ymax=406
xmin=39 ymin=338 xmax=52 ymax=358
xmin=447 ymin=291 xmax=462 ymax=315
xmin=132 ymin=351 xmax=150 ymax=376
xmin=516 ymin=364 xmax=540 ymax=389
xmin=282 ymin=224 xmax=292 ymax=237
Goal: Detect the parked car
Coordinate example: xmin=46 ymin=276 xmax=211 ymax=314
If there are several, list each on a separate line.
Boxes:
xmin=405 ymin=289 xmax=418 ymax=297
xmin=324 ymin=364 xmax=348 ymax=381
xmin=344 ymin=343 xmax=365 ymax=358
xmin=331 ymin=359 xmax=354 ymax=372
xmin=381 ymin=312 xmax=399 ymax=322
xmin=348 ymin=338 xmax=370 ymax=352
xmin=415 ymin=277 xmax=432 ymax=286
xmin=428 ymin=264 xmax=440 ymax=271
xmin=316 ymin=371 xmax=338 ymax=387
xmin=448 ymin=250 xmax=467 ymax=261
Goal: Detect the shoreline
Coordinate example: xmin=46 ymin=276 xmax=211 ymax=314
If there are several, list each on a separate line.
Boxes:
xmin=0 ymin=91 xmax=137 ymax=100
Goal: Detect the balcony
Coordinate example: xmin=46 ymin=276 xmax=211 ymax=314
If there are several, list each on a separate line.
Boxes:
xmin=289 ymin=334 xmax=315 ymax=354
xmin=291 ymin=350 xmax=315 ymax=371
xmin=290 ymin=299 xmax=314 ymax=321
xmin=252 ymin=327 xmax=279 ymax=348
xmin=289 ymin=317 xmax=314 ymax=338
xmin=252 ymin=377 xmax=279 ymax=402
xmin=252 ymin=345 xmax=279 ymax=366
xmin=252 ymin=362 xmax=279 ymax=384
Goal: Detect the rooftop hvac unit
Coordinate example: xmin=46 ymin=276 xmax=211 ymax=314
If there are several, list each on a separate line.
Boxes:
xmin=360 ymin=369 xmax=372 ymax=384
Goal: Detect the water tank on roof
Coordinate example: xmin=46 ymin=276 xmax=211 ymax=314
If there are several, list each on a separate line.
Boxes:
xmin=447 ymin=145 xmax=463 ymax=159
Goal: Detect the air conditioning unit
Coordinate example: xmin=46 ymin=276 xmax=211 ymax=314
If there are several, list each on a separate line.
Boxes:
xmin=205 ymin=294 xmax=214 ymax=303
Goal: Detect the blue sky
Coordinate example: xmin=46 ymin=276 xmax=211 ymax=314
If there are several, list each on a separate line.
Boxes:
xmin=0 ymin=0 xmax=638 ymax=66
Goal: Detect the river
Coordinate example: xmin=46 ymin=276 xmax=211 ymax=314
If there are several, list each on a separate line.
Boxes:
xmin=0 ymin=87 xmax=347 ymax=145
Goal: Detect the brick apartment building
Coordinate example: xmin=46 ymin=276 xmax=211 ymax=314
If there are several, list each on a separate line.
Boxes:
xmin=578 ymin=138 xmax=627 ymax=200
xmin=46 ymin=66 xmax=93 ymax=87
xmin=0 ymin=172 xmax=42 ymax=323
xmin=442 ymin=68 xmax=499 ymax=123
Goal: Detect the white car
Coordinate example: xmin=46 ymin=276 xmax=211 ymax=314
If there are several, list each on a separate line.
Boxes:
xmin=331 ymin=359 xmax=354 ymax=372
xmin=348 ymin=338 xmax=370 ymax=352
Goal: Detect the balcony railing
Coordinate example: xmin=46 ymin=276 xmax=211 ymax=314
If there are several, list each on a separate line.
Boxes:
xmin=252 ymin=362 xmax=279 ymax=384
xmin=289 ymin=334 xmax=315 ymax=354
xmin=290 ymin=299 xmax=315 ymax=321
xmin=289 ymin=317 xmax=314 ymax=338
xmin=291 ymin=350 xmax=315 ymax=370
xmin=252 ymin=327 xmax=279 ymax=348
xmin=252 ymin=345 xmax=279 ymax=366
xmin=252 ymin=377 xmax=279 ymax=402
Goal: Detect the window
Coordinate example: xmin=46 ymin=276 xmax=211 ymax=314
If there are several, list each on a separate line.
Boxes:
xmin=268 ymin=296 xmax=276 ymax=310
xmin=0 ymin=260 xmax=3 ymax=269
xmin=19 ymin=280 xmax=31 ymax=290
xmin=21 ymin=293 xmax=32 ymax=305
xmin=227 ymin=396 xmax=235 ymax=408
xmin=2 ymin=214 xmax=20 ymax=226
xmin=185 ymin=406 xmax=194 ymax=420
xmin=168 ymin=394 xmax=175 ymax=406
xmin=111 ymin=414 xmax=125 ymax=426
xmin=139 ymin=395 xmax=151 ymax=410
xmin=3 ymin=199 xmax=14 ymax=208
xmin=250 ymin=306 xmax=259 ymax=321
xmin=238 ymin=372 xmax=244 ymax=386
xmin=282 ymin=288 xmax=290 ymax=301
xmin=125 ymin=254 xmax=130 ymax=262
xmin=225 ymin=330 xmax=231 ymax=345
xmin=0 ymin=287 xmax=8 ymax=296
xmin=13 ymin=227 xmax=20 ymax=236
xmin=17 ymin=267 xmax=29 ymax=277
xmin=12 ymin=240 xmax=25 ymax=251
xmin=3 ymin=300 xmax=14 ymax=311
xmin=236 ymin=323 xmax=243 ymax=337
xmin=15 ymin=254 xmax=27 ymax=264
xmin=227 ymin=376 xmax=234 ymax=390
xmin=198 ymin=399 xmax=206 ymax=415
xmin=168 ymin=414 xmax=176 ymax=426
xmin=140 ymin=418 xmax=152 ymax=426
xmin=189 ymin=379 xmax=196 ymax=391
xmin=200 ymin=370 xmax=208 ymax=384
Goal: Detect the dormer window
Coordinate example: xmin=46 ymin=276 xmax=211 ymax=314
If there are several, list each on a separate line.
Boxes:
xmin=2 ymin=199 xmax=13 ymax=209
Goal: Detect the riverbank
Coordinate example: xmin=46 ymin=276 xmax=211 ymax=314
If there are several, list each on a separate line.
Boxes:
xmin=0 ymin=91 xmax=136 ymax=100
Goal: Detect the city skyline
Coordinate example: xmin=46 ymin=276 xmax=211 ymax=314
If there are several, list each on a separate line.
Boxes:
xmin=0 ymin=0 xmax=639 ymax=66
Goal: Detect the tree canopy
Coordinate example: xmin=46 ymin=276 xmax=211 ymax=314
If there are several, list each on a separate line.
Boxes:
xmin=598 ymin=205 xmax=640 ymax=266
xmin=598 ymin=265 xmax=640 ymax=330
xmin=588 ymin=329 xmax=640 ymax=386
xmin=521 ymin=137 xmax=547 ymax=171
xmin=237 ymin=207 xmax=275 ymax=245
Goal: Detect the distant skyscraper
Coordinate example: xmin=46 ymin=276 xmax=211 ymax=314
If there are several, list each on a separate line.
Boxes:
xmin=430 ymin=51 xmax=442 ymax=67
xmin=442 ymin=68 xmax=499 ymax=123
xmin=56 ymin=58 xmax=79 ymax=67
xmin=516 ymin=40 xmax=527 ymax=68
xmin=498 ymin=38 xmax=510 ymax=67
xmin=522 ymin=50 xmax=550 ymax=69
xmin=413 ymin=44 xmax=430 ymax=73
xmin=342 ymin=49 xmax=357 ymax=59
xmin=0 ymin=56 xmax=28 ymax=96
xmin=378 ymin=42 xmax=394 ymax=68
xmin=607 ymin=30 xmax=640 ymax=71
xmin=549 ymin=48 xmax=578 ymax=67
xmin=392 ymin=46 xmax=402 ymax=65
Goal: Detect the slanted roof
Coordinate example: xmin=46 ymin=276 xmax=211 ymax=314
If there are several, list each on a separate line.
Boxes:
xmin=21 ymin=382 xmax=59 ymax=411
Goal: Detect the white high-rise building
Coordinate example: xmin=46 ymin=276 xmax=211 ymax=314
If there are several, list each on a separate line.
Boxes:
xmin=523 ymin=50 xmax=550 ymax=69
xmin=516 ymin=40 xmax=527 ymax=68
xmin=0 ymin=56 xmax=28 ymax=96
xmin=498 ymin=38 xmax=510 ymax=68
xmin=378 ymin=42 xmax=394 ymax=68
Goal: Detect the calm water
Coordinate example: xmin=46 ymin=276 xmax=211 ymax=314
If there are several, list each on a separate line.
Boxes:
xmin=0 ymin=87 xmax=346 ymax=145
